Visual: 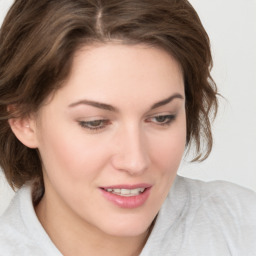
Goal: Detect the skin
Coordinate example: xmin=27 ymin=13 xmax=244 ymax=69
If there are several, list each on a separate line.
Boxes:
xmin=11 ymin=44 xmax=186 ymax=255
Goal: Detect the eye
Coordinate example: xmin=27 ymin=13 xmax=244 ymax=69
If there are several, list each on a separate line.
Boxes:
xmin=146 ymin=114 xmax=176 ymax=126
xmin=78 ymin=119 xmax=110 ymax=130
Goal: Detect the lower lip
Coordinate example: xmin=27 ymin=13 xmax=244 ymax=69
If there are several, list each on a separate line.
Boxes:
xmin=100 ymin=188 xmax=151 ymax=209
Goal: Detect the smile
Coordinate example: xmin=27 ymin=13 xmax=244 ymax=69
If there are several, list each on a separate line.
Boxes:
xmin=100 ymin=184 xmax=152 ymax=208
xmin=103 ymin=188 xmax=146 ymax=197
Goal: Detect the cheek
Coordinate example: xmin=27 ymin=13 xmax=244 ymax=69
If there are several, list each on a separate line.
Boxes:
xmin=150 ymin=118 xmax=186 ymax=173
xmin=151 ymin=138 xmax=185 ymax=184
xmin=144 ymin=117 xmax=186 ymax=212
xmin=37 ymin=123 xmax=110 ymax=183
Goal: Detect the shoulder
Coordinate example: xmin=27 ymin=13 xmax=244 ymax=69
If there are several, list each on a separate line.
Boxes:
xmin=176 ymin=175 xmax=256 ymax=213
xmin=142 ymin=177 xmax=256 ymax=255
xmin=176 ymin=176 xmax=256 ymax=253
xmin=0 ymin=220 xmax=39 ymax=255
xmin=157 ymin=176 xmax=256 ymax=254
xmin=0 ymin=185 xmax=60 ymax=256
xmin=0 ymin=187 xmax=38 ymax=255
xmin=173 ymin=175 xmax=256 ymax=223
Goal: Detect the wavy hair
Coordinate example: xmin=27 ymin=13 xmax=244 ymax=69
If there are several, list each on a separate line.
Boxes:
xmin=0 ymin=0 xmax=218 ymax=195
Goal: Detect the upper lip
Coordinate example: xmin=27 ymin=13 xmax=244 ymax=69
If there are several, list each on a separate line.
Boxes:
xmin=100 ymin=183 xmax=152 ymax=190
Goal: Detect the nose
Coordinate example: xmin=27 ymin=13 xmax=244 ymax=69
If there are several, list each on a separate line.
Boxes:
xmin=111 ymin=125 xmax=150 ymax=175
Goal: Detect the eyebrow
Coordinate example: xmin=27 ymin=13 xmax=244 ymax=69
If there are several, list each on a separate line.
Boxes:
xmin=68 ymin=93 xmax=184 ymax=112
xmin=69 ymin=99 xmax=118 ymax=112
xmin=150 ymin=93 xmax=184 ymax=110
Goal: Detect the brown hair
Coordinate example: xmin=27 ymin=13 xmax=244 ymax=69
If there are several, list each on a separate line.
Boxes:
xmin=0 ymin=0 xmax=218 ymax=192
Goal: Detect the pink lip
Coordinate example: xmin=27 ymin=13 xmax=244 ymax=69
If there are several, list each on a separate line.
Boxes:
xmin=100 ymin=184 xmax=152 ymax=209
xmin=101 ymin=183 xmax=151 ymax=190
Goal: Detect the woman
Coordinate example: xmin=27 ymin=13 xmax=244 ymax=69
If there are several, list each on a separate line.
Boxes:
xmin=0 ymin=0 xmax=255 ymax=255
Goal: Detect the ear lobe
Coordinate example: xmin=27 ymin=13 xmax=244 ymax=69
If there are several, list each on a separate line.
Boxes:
xmin=8 ymin=117 xmax=38 ymax=149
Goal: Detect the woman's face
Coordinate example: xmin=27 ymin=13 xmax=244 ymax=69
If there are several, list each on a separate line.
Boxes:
xmin=33 ymin=44 xmax=186 ymax=237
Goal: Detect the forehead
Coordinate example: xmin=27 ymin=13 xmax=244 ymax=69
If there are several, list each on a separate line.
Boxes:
xmin=49 ymin=43 xmax=184 ymax=109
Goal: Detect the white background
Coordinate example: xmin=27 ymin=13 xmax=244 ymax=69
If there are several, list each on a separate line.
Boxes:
xmin=0 ymin=0 xmax=256 ymax=215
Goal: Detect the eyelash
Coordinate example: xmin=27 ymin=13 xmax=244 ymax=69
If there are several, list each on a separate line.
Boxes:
xmin=146 ymin=114 xmax=176 ymax=126
xmin=78 ymin=114 xmax=176 ymax=131
xmin=78 ymin=119 xmax=110 ymax=131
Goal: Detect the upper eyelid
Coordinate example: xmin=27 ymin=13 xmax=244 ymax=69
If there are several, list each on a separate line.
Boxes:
xmin=146 ymin=114 xmax=176 ymax=121
xmin=78 ymin=119 xmax=110 ymax=131
xmin=77 ymin=113 xmax=176 ymax=122
xmin=146 ymin=111 xmax=176 ymax=118
xmin=78 ymin=114 xmax=176 ymax=131
xmin=77 ymin=116 xmax=109 ymax=122
xmin=79 ymin=119 xmax=109 ymax=125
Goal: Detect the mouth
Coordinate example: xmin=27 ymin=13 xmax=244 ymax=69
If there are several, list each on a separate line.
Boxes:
xmin=99 ymin=184 xmax=152 ymax=208
xmin=102 ymin=187 xmax=146 ymax=197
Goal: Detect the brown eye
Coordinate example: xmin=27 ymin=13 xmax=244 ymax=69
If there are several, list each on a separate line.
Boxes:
xmin=87 ymin=120 xmax=103 ymax=127
xmin=155 ymin=116 xmax=169 ymax=123
xmin=79 ymin=119 xmax=110 ymax=130
xmin=147 ymin=115 xmax=176 ymax=126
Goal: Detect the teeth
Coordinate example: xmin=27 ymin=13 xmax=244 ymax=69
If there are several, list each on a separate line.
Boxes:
xmin=121 ymin=189 xmax=130 ymax=195
xmin=105 ymin=188 xmax=145 ymax=196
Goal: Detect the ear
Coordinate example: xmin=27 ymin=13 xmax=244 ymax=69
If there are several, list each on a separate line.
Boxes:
xmin=8 ymin=116 xmax=38 ymax=149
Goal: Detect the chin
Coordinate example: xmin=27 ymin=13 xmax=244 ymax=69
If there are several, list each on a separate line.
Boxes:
xmin=97 ymin=213 xmax=156 ymax=238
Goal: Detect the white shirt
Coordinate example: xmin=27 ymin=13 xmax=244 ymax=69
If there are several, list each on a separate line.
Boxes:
xmin=1 ymin=176 xmax=256 ymax=255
